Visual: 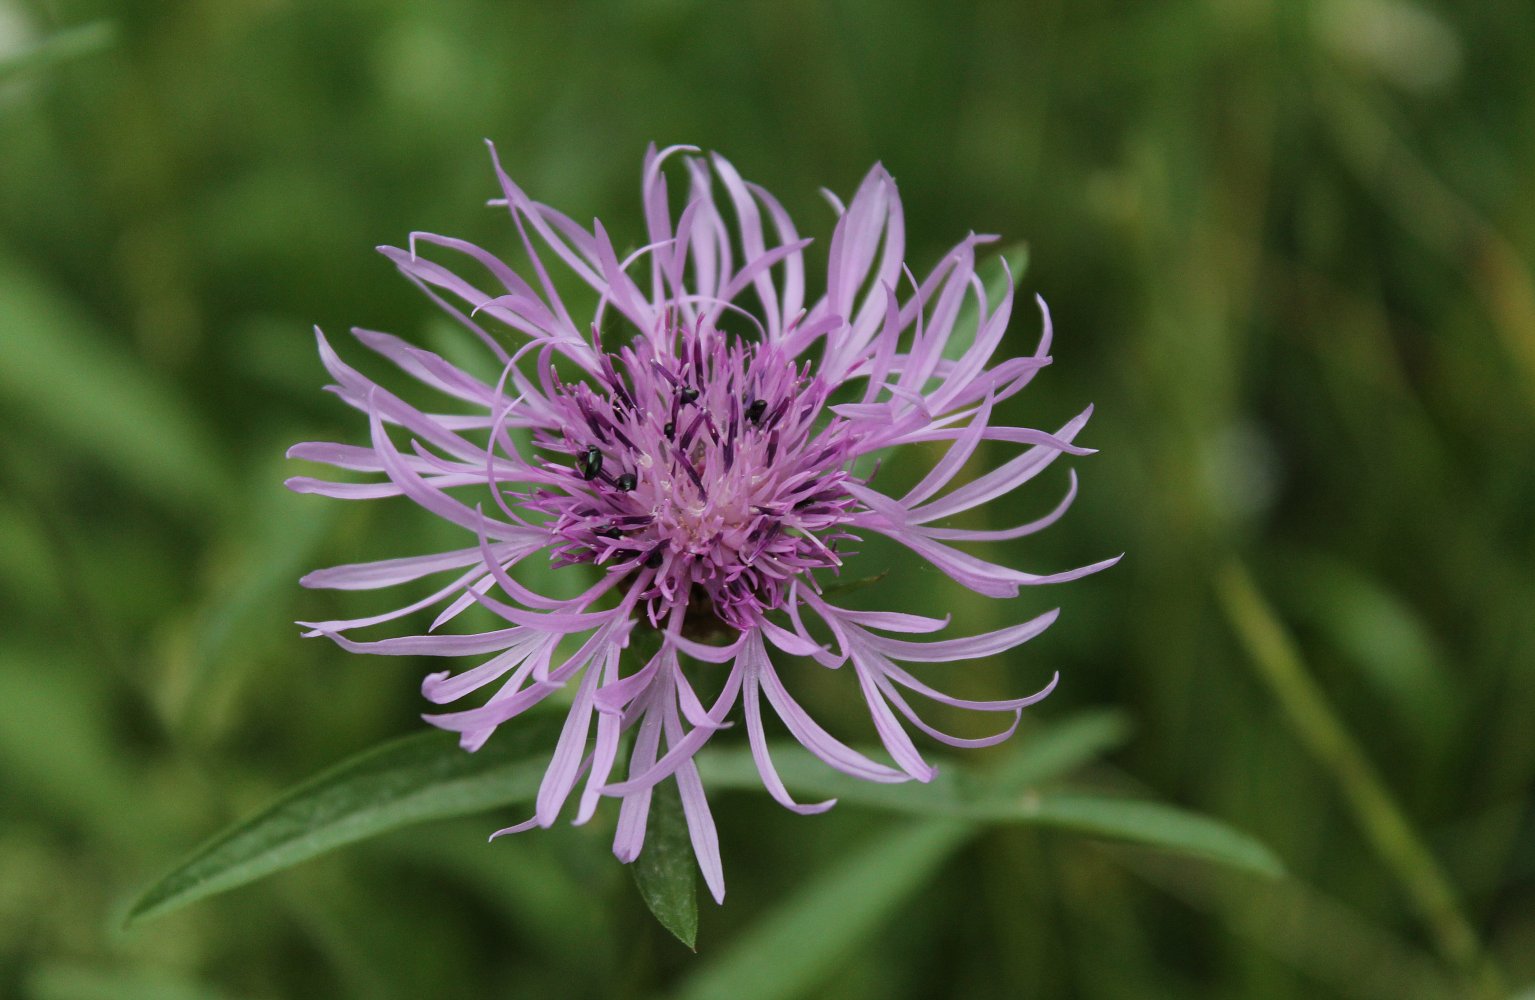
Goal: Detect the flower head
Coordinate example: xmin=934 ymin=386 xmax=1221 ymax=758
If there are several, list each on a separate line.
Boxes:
xmin=289 ymin=143 xmax=1117 ymax=901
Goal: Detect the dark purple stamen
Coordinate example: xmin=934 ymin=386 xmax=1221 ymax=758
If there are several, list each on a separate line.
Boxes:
xmin=650 ymin=360 xmax=682 ymax=389
xmin=700 ymin=410 xmax=722 ymax=444
xmin=672 ymin=444 xmax=706 ymax=492
xmin=609 ymin=425 xmax=637 ymax=451
xmin=576 ymin=395 xmax=609 ymax=442
xmin=679 ymin=411 xmax=706 ymax=449
xmin=600 ymin=355 xmax=636 ymax=411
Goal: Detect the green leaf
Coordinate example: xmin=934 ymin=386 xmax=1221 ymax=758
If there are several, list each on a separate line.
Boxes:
xmin=699 ymin=710 xmax=1283 ymax=879
xmin=126 ymin=703 xmax=1275 ymax=938
xmin=987 ymin=708 xmax=1131 ymax=785
xmin=698 ymin=709 xmax=1131 ymax=816
xmin=672 ymin=819 xmax=970 ymax=1000
xmin=944 ymin=242 xmax=1031 ymax=363
xmin=0 ymin=21 xmax=116 ymax=86
xmin=1010 ymin=794 xmax=1285 ymax=879
xmin=632 ymin=779 xmax=699 ymax=949
xmin=126 ymin=718 xmax=563 ymax=925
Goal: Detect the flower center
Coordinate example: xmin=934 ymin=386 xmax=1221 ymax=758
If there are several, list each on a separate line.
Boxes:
xmin=521 ymin=322 xmax=859 ymax=628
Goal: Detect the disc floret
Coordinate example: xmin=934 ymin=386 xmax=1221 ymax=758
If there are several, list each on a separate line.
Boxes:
xmin=529 ymin=316 xmax=859 ymax=630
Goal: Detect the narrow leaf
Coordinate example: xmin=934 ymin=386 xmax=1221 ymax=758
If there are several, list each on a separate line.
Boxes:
xmin=127 ymin=718 xmax=563 ymax=925
xmin=698 ymin=709 xmax=1131 ymax=816
xmin=673 ymin=819 xmax=969 ymax=1000
xmin=989 ymin=708 xmax=1130 ymax=785
xmin=699 ymin=710 xmax=1282 ymax=878
xmin=1010 ymin=794 xmax=1285 ymax=879
xmin=632 ymin=779 xmax=699 ymax=949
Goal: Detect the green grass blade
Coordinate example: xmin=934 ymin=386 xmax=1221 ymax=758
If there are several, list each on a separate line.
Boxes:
xmin=125 ymin=719 xmax=562 ymax=925
xmin=671 ymin=819 xmax=970 ymax=1000
xmin=1011 ymin=794 xmax=1284 ymax=878
xmin=1218 ymin=559 xmax=1500 ymax=991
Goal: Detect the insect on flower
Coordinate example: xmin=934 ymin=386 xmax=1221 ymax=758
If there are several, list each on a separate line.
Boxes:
xmin=288 ymin=143 xmax=1119 ymax=902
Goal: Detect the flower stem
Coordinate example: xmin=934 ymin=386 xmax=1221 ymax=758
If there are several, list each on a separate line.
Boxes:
xmin=1215 ymin=559 xmax=1506 ymax=999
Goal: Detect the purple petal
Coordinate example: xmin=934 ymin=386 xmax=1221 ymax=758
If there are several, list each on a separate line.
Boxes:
xmin=741 ymin=633 xmax=836 ymax=814
xmin=300 ymin=545 xmax=504 ymax=591
xmin=756 ymin=654 xmax=907 ymax=783
xmin=612 ymin=689 xmax=665 ymax=863
xmin=534 ymin=650 xmax=606 ymax=826
xmin=864 ymin=608 xmax=1060 ymax=662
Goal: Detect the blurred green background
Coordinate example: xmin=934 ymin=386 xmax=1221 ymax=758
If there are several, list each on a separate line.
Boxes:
xmin=3 ymin=0 xmax=1533 ymax=997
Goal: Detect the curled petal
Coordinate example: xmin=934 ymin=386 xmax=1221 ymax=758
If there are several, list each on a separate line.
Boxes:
xmin=740 ymin=631 xmax=836 ymax=815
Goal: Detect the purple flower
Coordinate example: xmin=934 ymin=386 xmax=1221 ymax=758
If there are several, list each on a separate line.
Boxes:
xmin=289 ymin=143 xmax=1117 ymax=902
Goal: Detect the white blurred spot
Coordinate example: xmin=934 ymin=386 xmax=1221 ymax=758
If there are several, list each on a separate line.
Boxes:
xmin=1315 ymin=0 xmax=1462 ymax=94
xmin=1205 ymin=420 xmax=1281 ymax=527
xmin=0 ymin=0 xmax=36 ymax=60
